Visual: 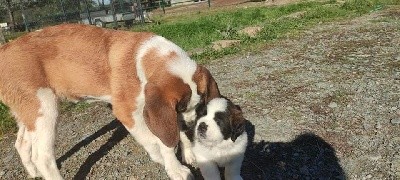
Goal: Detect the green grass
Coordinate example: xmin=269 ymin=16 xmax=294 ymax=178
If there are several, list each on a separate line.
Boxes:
xmin=0 ymin=103 xmax=17 ymax=139
xmin=1 ymin=0 xmax=399 ymax=137
xmin=0 ymin=101 xmax=92 ymax=139
xmin=133 ymin=0 xmax=400 ymax=62
xmin=3 ymin=31 xmax=27 ymax=43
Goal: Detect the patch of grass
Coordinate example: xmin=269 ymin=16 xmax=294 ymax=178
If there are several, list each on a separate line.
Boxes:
xmin=133 ymin=0 xmax=399 ymax=61
xmin=0 ymin=102 xmax=16 ymax=139
xmin=3 ymin=31 xmax=27 ymax=42
xmin=0 ymin=100 xmax=91 ymax=138
xmin=341 ymin=0 xmax=399 ymax=14
xmin=60 ymin=101 xmax=91 ymax=114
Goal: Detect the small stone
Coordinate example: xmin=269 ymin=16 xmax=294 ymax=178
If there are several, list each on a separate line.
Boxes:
xmin=0 ymin=171 xmax=5 ymax=176
xmin=391 ymin=118 xmax=400 ymax=124
xmin=375 ymin=123 xmax=382 ymax=129
xmin=369 ymin=155 xmax=382 ymax=161
xmin=366 ymin=174 xmax=373 ymax=179
xmin=238 ymin=26 xmax=263 ymax=37
xmin=329 ymin=102 xmax=338 ymax=108
xmin=212 ymin=40 xmax=241 ymax=51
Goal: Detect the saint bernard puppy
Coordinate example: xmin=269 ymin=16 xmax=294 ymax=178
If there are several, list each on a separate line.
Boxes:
xmin=0 ymin=24 xmax=221 ymax=180
xmin=180 ymin=97 xmax=247 ymax=180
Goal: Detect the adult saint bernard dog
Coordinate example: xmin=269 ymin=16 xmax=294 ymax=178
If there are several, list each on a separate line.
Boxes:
xmin=0 ymin=24 xmax=221 ymax=180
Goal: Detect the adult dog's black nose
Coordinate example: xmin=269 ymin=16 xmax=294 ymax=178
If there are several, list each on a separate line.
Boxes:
xmin=198 ymin=122 xmax=208 ymax=133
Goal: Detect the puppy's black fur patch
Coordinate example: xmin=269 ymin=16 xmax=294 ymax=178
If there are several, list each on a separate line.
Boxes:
xmin=214 ymin=111 xmax=233 ymax=140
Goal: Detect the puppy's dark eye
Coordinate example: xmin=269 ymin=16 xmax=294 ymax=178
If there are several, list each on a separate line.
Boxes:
xmin=215 ymin=118 xmax=222 ymax=126
xmin=195 ymin=103 xmax=207 ymax=117
xmin=214 ymin=112 xmax=227 ymax=125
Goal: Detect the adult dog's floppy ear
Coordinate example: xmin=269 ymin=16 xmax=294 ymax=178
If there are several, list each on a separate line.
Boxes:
xmin=193 ymin=65 xmax=221 ymax=103
xmin=144 ymin=83 xmax=179 ymax=147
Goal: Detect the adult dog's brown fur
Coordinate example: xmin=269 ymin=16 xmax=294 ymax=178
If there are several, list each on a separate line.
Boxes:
xmin=0 ymin=24 xmax=220 ymax=180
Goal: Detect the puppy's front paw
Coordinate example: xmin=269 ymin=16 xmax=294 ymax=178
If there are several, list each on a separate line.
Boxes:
xmin=166 ymin=165 xmax=194 ymax=180
xmin=182 ymin=148 xmax=196 ymax=165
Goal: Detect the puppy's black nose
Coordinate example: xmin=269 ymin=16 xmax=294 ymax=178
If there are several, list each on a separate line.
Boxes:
xmin=198 ymin=122 xmax=208 ymax=133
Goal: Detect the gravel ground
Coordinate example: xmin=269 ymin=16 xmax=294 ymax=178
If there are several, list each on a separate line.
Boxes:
xmin=1 ymin=6 xmax=400 ymax=180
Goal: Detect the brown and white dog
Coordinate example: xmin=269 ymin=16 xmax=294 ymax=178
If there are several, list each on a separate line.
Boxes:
xmin=0 ymin=24 xmax=221 ymax=180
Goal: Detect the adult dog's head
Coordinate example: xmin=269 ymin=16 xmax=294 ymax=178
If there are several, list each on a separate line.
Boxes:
xmin=193 ymin=97 xmax=246 ymax=146
xmin=143 ymin=63 xmax=221 ymax=148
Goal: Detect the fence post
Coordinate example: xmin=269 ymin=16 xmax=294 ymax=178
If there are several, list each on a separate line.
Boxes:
xmin=59 ymin=0 xmax=67 ymax=22
xmin=84 ymin=0 xmax=92 ymax=25
xmin=137 ymin=0 xmax=145 ymax=24
xmin=19 ymin=0 xmax=29 ymax=32
xmin=208 ymin=0 xmax=211 ymax=8
xmin=111 ymin=0 xmax=118 ymax=28
xmin=0 ymin=28 xmax=6 ymax=45
xmin=162 ymin=0 xmax=165 ymax=14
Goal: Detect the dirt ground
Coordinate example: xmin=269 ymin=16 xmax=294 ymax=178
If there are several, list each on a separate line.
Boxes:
xmin=0 ymin=4 xmax=399 ymax=180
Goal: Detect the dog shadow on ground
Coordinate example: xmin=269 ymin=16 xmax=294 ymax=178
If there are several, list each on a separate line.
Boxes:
xmin=241 ymin=120 xmax=346 ymax=180
xmin=56 ymin=119 xmax=129 ymax=180
xmin=56 ymin=119 xmax=345 ymax=180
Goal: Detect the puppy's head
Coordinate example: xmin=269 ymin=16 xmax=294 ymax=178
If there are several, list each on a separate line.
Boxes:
xmin=194 ymin=97 xmax=245 ymax=145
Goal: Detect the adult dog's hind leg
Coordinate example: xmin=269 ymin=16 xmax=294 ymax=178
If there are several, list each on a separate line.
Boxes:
xmin=30 ymin=88 xmax=63 ymax=180
xmin=14 ymin=121 xmax=41 ymax=178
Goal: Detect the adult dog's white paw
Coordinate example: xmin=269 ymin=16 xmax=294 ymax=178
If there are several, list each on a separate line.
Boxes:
xmin=166 ymin=165 xmax=194 ymax=180
xmin=182 ymin=148 xmax=196 ymax=165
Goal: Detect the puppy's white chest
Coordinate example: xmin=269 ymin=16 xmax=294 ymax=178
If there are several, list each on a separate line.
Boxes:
xmin=193 ymin=132 xmax=247 ymax=166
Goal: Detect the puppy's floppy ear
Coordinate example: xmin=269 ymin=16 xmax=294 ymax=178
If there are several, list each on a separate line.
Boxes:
xmin=144 ymin=83 xmax=179 ymax=147
xmin=193 ymin=65 xmax=221 ymax=103
xmin=231 ymin=123 xmax=245 ymax=142
xmin=230 ymin=104 xmax=246 ymax=142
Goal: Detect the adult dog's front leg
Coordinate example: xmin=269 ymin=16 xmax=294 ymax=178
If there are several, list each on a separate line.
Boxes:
xmin=159 ymin=141 xmax=194 ymax=180
xmin=180 ymin=131 xmax=196 ymax=165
